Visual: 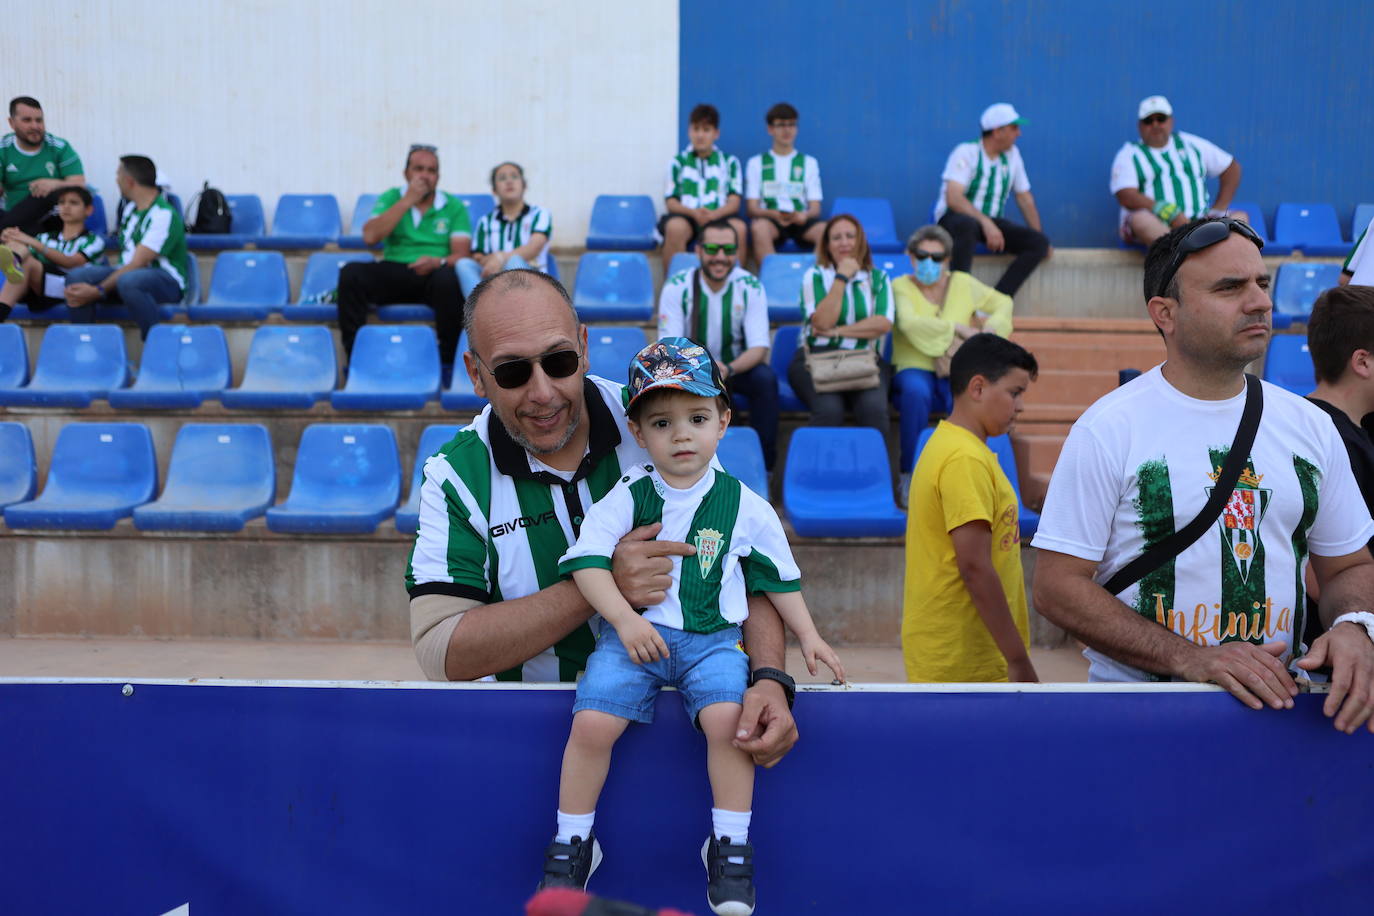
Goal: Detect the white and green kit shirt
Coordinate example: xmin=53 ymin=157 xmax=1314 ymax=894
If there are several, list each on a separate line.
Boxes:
xmin=665 ymin=147 xmax=743 ymax=211
xmin=933 ymin=141 xmax=1031 ymax=220
xmin=115 ymin=194 xmax=189 ymax=291
xmin=32 ymin=229 xmax=105 ymax=269
xmin=799 ymin=264 xmax=893 ymax=351
xmin=744 ymin=150 xmax=822 ymax=213
xmin=472 ymin=203 xmax=553 ymax=271
xmin=1345 ymin=217 xmax=1374 ymax=286
xmin=405 ymin=376 xmax=649 ymax=682
xmin=558 ymin=465 xmax=800 ymax=634
xmin=657 ymin=265 xmax=769 ymax=365
xmin=1032 ymin=366 xmax=1374 ymax=683
xmin=1109 ymin=131 xmax=1233 ymax=226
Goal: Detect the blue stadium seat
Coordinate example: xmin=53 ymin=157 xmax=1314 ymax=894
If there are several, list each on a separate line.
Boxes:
xmin=396 ymin=423 xmax=463 ymax=534
xmin=193 ymin=251 xmax=289 ymax=321
xmin=331 ymin=325 xmax=440 ymax=410
xmin=0 ymin=325 xmax=127 ymax=407
xmin=457 ymin=193 xmax=496 ymax=227
xmin=770 ymin=325 xmax=806 ymax=411
xmin=874 ymin=254 xmax=914 ymax=279
xmin=440 ymin=332 xmax=485 ymax=411
xmin=913 ymin=427 xmax=1039 ymax=538
xmin=718 ymin=427 xmax=769 ymax=500
xmin=9 ymin=254 xmax=199 ymax=323
xmin=221 ymin=325 xmax=337 ymax=409
xmin=0 ymin=324 xmax=29 ymax=389
xmin=259 ymin=194 xmax=342 ymax=249
xmin=338 ymin=193 xmax=380 ymax=249
xmin=284 ymin=251 xmax=375 ymax=322
xmin=374 ymin=302 xmax=434 ymax=321
xmin=760 ymin=253 xmax=814 ymax=322
xmin=1273 ymin=262 xmax=1342 ymax=323
xmin=586 ymin=195 xmax=657 ymax=250
xmin=1274 ymin=203 xmax=1348 ymax=256
xmin=0 ymin=422 xmax=37 ymax=509
xmin=1229 ymin=202 xmax=1293 ymax=257
xmin=573 ymin=252 xmax=654 ymax=321
xmin=586 ymin=326 xmax=647 ymax=381
xmin=1352 ymin=203 xmax=1374 ymax=244
xmin=265 ymin=424 xmax=400 ymax=534
xmin=831 ymin=197 xmax=903 ymax=252
xmin=1262 ymin=335 xmax=1313 ymax=396
xmin=132 ymin=424 xmax=275 ymax=532
xmin=108 ymin=325 xmax=231 ymax=409
xmin=86 ymin=191 xmax=108 ymax=235
xmin=3 ymin=422 xmax=156 ymax=530
xmin=186 ymin=194 xmax=266 ymax=250
xmin=783 ymin=427 xmax=905 ymax=537
xmin=666 ymin=252 xmax=697 ymax=278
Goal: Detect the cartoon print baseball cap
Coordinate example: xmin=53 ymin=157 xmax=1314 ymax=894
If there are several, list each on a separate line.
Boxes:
xmin=626 ymin=336 xmax=728 ymax=410
xmin=979 ymin=103 xmax=1026 ymax=131
xmin=1138 ymin=95 xmax=1173 ymax=120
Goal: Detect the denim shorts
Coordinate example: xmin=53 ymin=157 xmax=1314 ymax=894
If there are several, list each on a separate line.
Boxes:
xmin=573 ymin=622 xmax=748 ymax=728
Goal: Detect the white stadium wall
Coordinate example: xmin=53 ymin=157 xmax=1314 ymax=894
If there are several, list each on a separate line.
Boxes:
xmin=10 ymin=0 xmax=679 ymax=245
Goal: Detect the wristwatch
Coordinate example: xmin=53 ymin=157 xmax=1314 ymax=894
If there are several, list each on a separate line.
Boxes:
xmin=749 ymin=667 xmax=796 ymax=709
xmin=834 ymin=272 xmax=851 ymax=283
xmin=1332 ymin=611 xmax=1374 ymax=644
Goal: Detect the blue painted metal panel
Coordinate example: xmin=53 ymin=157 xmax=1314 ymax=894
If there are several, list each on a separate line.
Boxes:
xmin=682 ymin=0 xmax=1374 ymax=247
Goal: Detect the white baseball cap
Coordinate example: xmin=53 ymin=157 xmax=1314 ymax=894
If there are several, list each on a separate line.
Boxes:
xmin=979 ymin=103 xmax=1026 ymax=132
xmin=1138 ymin=95 xmax=1173 ymax=120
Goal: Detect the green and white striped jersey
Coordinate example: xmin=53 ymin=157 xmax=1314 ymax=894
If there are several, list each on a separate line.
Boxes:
xmin=1346 ymin=219 xmax=1373 ymax=285
xmin=559 ymin=465 xmax=800 ymax=634
xmin=472 ymin=203 xmax=553 ymax=270
xmin=657 ymin=265 xmax=769 ymax=364
xmin=665 ymin=147 xmax=743 ymax=211
xmin=744 ymin=150 xmax=822 ymax=212
xmin=799 ymin=264 xmax=893 ymax=351
xmin=115 ymin=194 xmax=189 ymax=290
xmin=1109 ymin=131 xmax=1232 ymax=220
xmin=934 ymin=141 xmax=1031 ymax=220
xmin=32 ymin=228 xmax=105 ymax=268
xmin=1032 ymin=366 xmax=1374 ymax=683
xmin=405 ymin=376 xmax=650 ymax=682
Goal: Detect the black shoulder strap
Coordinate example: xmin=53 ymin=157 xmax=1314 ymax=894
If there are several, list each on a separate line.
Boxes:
xmin=1104 ymin=374 xmax=1264 ymax=595
xmin=688 ymin=267 xmax=702 ymax=342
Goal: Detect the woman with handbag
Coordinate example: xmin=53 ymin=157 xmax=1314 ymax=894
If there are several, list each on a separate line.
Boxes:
xmin=788 ymin=213 xmax=894 ymax=436
xmin=891 ymin=224 xmax=1014 ymax=497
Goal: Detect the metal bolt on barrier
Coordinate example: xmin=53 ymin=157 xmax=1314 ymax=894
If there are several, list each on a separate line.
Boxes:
xmin=122 ymin=684 xmax=134 ymax=697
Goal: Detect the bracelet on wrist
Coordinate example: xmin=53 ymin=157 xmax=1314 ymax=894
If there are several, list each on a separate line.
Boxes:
xmin=834 ymin=272 xmax=850 ymax=283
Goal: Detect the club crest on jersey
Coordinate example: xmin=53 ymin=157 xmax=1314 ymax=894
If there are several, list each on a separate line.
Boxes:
xmin=695 ymin=527 xmax=724 ymax=577
xmin=45 ymin=162 xmax=56 ymax=176
xmin=1207 ymin=465 xmax=1270 ymax=583
xmin=434 ymin=218 xmax=450 ymax=234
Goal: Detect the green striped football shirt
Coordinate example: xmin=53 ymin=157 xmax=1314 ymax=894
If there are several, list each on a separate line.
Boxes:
xmin=1109 ymin=131 xmax=1233 ymax=220
xmin=471 ymin=203 xmax=552 ymax=270
xmin=935 ymin=141 xmax=1031 ymax=220
xmin=656 ymin=265 xmax=769 ymax=364
xmin=665 ymin=147 xmax=743 ymax=211
xmin=799 ymin=265 xmax=893 ymax=351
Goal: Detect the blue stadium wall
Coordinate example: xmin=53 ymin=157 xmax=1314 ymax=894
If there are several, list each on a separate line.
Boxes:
xmin=680 ymin=0 xmax=1373 ymax=247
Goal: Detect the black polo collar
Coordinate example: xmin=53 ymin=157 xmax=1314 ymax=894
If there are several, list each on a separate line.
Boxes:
xmin=488 ymin=378 xmax=622 ymax=485
xmin=493 ymin=203 xmax=532 ymax=225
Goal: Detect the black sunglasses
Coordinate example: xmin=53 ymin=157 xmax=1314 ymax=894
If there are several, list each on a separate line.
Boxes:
xmin=1154 ymin=218 xmax=1264 ymax=299
xmin=701 ymin=243 xmax=738 ymax=255
xmin=473 ymin=347 xmax=582 ymax=389
xmin=1140 ymin=114 xmax=1169 ymax=125
xmin=911 ymin=250 xmax=948 ymax=262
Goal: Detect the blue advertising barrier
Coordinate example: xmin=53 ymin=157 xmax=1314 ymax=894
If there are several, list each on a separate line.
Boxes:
xmin=3 ymin=680 xmax=1372 ymax=915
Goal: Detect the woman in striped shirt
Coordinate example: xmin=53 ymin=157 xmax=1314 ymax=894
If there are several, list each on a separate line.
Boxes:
xmin=787 ymin=213 xmax=895 ymax=436
xmin=455 ymin=161 xmax=554 ymax=296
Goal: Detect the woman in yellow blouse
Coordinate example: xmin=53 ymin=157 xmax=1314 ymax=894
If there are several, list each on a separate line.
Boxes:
xmin=892 ymin=224 xmax=1014 ymax=490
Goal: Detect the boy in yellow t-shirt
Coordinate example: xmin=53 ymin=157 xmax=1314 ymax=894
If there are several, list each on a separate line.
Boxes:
xmin=902 ymin=332 xmax=1040 ymax=682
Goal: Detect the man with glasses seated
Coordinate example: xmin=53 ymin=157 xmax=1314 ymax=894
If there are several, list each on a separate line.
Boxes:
xmin=405 ymin=269 xmax=800 ymax=768
xmin=338 ymin=144 xmax=471 ymax=372
xmin=1110 ymin=96 xmax=1245 ymax=247
xmin=1033 ymin=218 xmax=1374 ymax=734
xmin=657 ymin=219 xmax=779 ymax=471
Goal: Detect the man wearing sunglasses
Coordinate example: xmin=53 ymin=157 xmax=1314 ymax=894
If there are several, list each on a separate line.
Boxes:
xmin=1110 ymin=96 xmax=1244 ymax=247
xmin=406 ymin=269 xmax=799 ymax=766
xmin=338 ymin=144 xmax=471 ymax=370
xmin=1033 ymin=218 xmax=1374 ymax=734
xmin=657 ymin=219 xmax=779 ymax=470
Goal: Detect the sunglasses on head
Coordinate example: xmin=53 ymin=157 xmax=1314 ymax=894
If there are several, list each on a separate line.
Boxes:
xmin=473 ymin=347 xmax=582 ymax=389
xmin=701 ymin=243 xmax=738 ymax=255
xmin=911 ymin=250 xmax=948 ymax=262
xmin=1140 ymin=114 xmax=1169 ymax=125
xmin=409 ymin=143 xmax=438 ymax=153
xmin=1154 ymin=218 xmax=1264 ymax=299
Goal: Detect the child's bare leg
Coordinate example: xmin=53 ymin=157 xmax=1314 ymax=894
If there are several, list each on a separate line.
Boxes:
xmin=699 ymin=701 xmax=754 ymax=813
xmin=22 ymin=256 xmax=44 ymax=297
xmin=558 ymin=709 xmax=630 ymax=814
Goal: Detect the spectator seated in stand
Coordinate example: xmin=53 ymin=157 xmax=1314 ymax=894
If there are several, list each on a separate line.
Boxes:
xmin=659 ymin=103 xmax=747 ymax=266
xmin=745 ymin=102 xmax=825 ymax=261
xmin=0 ymin=96 xmax=87 ymax=234
xmin=455 ymin=162 xmax=553 ymax=296
xmin=0 ymin=186 xmax=105 ymax=322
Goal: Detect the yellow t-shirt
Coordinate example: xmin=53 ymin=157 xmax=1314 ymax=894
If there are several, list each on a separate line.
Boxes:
xmin=891 ymin=272 xmax=1014 ymax=373
xmin=902 ymin=422 xmax=1029 ymax=682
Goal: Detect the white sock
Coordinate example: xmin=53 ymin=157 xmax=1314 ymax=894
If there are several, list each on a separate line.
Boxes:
xmin=555 ymin=810 xmax=596 ymax=856
xmin=712 ymin=807 xmax=751 ymax=865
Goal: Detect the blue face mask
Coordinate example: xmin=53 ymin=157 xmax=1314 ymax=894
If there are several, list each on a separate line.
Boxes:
xmin=914 ymin=256 xmax=943 ymax=285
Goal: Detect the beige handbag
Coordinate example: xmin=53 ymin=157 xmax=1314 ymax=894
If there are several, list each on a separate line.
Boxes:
xmin=804 ymin=343 xmax=881 ymax=393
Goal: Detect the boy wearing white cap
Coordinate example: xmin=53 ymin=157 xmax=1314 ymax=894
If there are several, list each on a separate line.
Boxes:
xmin=1110 ymin=95 xmax=1244 ymax=246
xmin=934 ymin=102 xmax=1051 ymax=297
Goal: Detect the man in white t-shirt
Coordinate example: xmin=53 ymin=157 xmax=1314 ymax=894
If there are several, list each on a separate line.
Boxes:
xmin=1110 ymin=96 xmax=1245 ymax=246
xmin=744 ymin=102 xmax=824 ymax=261
xmin=1033 ymin=218 xmax=1374 ymax=733
xmin=935 ymin=103 xmax=1051 ymax=297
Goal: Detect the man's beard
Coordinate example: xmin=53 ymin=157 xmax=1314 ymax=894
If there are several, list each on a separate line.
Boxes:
xmin=499 ymin=403 xmax=582 ymax=457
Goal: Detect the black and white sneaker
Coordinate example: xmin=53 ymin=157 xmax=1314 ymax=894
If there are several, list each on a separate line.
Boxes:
xmin=537 ymin=832 xmax=602 ymax=890
xmin=702 ymin=835 xmax=755 ymax=916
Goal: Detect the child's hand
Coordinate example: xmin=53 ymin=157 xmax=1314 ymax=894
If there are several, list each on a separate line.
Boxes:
xmin=802 ymin=636 xmax=846 ymax=684
xmin=615 ymin=615 xmax=670 ymax=665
